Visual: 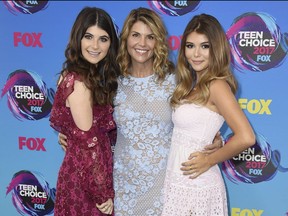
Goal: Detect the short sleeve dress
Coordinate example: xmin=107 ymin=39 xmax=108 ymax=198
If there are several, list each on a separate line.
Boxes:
xmin=113 ymin=74 xmax=176 ymax=216
xmin=49 ymin=72 xmax=116 ymax=216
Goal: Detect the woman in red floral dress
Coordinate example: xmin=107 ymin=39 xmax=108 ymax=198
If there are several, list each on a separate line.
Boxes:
xmin=49 ymin=7 xmax=120 ymax=216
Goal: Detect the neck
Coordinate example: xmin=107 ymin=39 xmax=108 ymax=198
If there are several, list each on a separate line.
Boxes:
xmin=131 ymin=71 xmax=154 ymax=78
xmin=130 ymin=61 xmax=154 ymax=78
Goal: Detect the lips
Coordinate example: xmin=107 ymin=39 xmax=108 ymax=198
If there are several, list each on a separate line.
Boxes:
xmin=87 ymin=50 xmax=100 ymax=57
xmin=135 ymin=48 xmax=148 ymax=55
xmin=191 ymin=60 xmax=203 ymax=65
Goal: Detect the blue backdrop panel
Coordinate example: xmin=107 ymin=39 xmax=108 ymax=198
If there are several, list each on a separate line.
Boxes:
xmin=0 ymin=1 xmax=287 ymax=215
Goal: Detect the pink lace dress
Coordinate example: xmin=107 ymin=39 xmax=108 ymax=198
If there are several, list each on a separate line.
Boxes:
xmin=50 ymin=72 xmax=115 ymax=216
xmin=162 ymin=103 xmax=228 ymax=216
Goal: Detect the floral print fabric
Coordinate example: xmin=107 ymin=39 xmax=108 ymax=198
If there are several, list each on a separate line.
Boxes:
xmin=113 ymin=74 xmax=176 ymax=216
xmin=50 ymin=72 xmax=115 ymax=216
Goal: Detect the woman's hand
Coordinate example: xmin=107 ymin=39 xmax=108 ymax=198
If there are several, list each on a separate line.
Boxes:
xmin=180 ymin=132 xmax=223 ymax=177
xmin=96 ymin=198 xmax=113 ymax=215
xmin=58 ymin=133 xmax=68 ymax=151
xmin=202 ymin=131 xmax=223 ymax=154
xmin=180 ymin=152 xmax=212 ymax=179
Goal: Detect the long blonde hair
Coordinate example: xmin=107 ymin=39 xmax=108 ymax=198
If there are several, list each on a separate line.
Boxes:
xmin=116 ymin=7 xmax=174 ymax=81
xmin=171 ymin=14 xmax=237 ymax=107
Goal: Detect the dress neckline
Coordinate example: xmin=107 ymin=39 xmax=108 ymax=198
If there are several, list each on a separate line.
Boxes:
xmin=128 ymin=73 xmax=155 ymax=81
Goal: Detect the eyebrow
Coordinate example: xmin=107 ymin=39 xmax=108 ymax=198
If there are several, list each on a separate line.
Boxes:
xmin=84 ymin=32 xmax=110 ymax=38
xmin=130 ymin=31 xmax=154 ymax=36
xmin=185 ymin=41 xmax=209 ymax=44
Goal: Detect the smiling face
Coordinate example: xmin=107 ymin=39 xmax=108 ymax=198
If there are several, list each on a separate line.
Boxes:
xmin=185 ymin=31 xmax=210 ymax=77
xmin=127 ymin=21 xmax=156 ymax=66
xmin=81 ymin=25 xmax=111 ymax=64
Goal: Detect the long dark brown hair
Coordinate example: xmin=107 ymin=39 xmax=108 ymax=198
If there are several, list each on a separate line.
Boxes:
xmin=61 ymin=7 xmax=120 ymax=105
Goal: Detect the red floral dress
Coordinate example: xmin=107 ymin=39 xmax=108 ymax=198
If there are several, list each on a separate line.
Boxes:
xmin=50 ymin=72 xmax=115 ymax=216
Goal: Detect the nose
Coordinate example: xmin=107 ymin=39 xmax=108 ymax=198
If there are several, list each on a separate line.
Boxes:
xmin=92 ymin=39 xmax=98 ymax=49
xmin=138 ymin=36 xmax=146 ymax=46
xmin=194 ymin=47 xmax=200 ymax=57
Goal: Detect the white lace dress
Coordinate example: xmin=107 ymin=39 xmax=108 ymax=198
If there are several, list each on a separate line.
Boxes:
xmin=161 ymin=103 xmax=228 ymax=216
xmin=113 ymin=74 xmax=176 ymax=216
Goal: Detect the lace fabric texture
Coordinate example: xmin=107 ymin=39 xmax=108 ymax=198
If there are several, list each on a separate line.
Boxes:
xmin=49 ymin=72 xmax=115 ymax=216
xmin=113 ymin=74 xmax=176 ymax=216
xmin=162 ymin=104 xmax=228 ymax=216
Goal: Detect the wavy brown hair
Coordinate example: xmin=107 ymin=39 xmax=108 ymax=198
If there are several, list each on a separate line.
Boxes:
xmin=61 ymin=7 xmax=120 ymax=105
xmin=171 ymin=13 xmax=237 ymax=107
xmin=116 ymin=7 xmax=174 ymax=81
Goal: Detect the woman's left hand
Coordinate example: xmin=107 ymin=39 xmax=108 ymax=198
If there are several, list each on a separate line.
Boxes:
xmin=180 ymin=152 xmax=211 ymax=179
xmin=96 ymin=198 xmax=113 ymax=215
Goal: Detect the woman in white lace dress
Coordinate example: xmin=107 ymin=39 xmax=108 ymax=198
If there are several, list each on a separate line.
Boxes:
xmin=161 ymin=14 xmax=255 ymax=216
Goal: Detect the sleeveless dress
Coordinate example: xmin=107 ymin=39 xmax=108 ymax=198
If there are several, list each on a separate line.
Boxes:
xmin=161 ymin=103 xmax=228 ymax=216
xmin=49 ymin=72 xmax=115 ymax=216
xmin=113 ymin=74 xmax=176 ymax=216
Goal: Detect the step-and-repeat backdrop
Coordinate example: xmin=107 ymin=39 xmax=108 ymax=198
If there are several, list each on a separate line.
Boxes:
xmin=1 ymin=1 xmax=287 ymax=215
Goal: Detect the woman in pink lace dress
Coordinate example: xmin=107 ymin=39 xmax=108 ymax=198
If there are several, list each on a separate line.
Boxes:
xmin=49 ymin=7 xmax=120 ymax=216
xmin=161 ymin=14 xmax=255 ymax=215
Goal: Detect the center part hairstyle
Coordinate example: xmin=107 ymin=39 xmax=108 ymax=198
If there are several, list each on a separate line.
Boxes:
xmin=171 ymin=13 xmax=237 ymax=107
xmin=61 ymin=7 xmax=120 ymax=105
xmin=116 ymin=7 xmax=175 ymax=81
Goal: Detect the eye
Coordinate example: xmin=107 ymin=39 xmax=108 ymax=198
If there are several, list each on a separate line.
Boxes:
xmin=147 ymin=35 xmax=155 ymax=40
xmin=100 ymin=36 xmax=109 ymax=42
xmin=131 ymin=32 xmax=139 ymax=38
xmin=202 ymin=43 xmax=210 ymax=49
xmin=185 ymin=43 xmax=194 ymax=49
xmin=83 ymin=33 xmax=93 ymax=40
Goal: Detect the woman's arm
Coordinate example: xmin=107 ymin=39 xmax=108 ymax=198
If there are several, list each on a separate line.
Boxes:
xmin=182 ymin=80 xmax=255 ymax=178
xmin=57 ymin=80 xmax=92 ymax=150
xmin=181 ymin=131 xmax=223 ymax=175
xmin=69 ymin=80 xmax=114 ymax=203
xmin=67 ymin=80 xmax=93 ymax=131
